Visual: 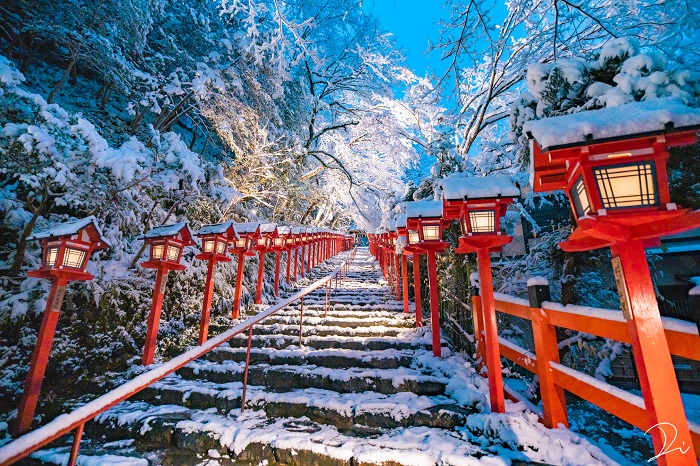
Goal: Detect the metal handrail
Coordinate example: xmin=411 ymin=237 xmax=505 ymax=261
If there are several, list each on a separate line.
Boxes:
xmin=0 ymin=247 xmax=357 ymax=465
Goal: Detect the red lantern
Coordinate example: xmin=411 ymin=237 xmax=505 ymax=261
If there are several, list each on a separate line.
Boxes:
xmin=139 ymin=222 xmax=195 ymax=365
xmin=526 ymin=98 xmax=700 ymax=464
xmin=405 ymin=200 xmax=449 ymax=357
xmin=229 ymin=222 xmax=261 ymax=319
xmin=15 ymin=217 xmax=110 ymax=435
xmin=439 ymin=175 xmax=521 ymax=414
xmin=195 ymin=221 xmax=237 ymax=345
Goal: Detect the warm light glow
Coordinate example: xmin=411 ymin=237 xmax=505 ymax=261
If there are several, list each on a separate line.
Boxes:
xmin=202 ymin=239 xmax=215 ymax=253
xmin=571 ymin=177 xmax=591 ymax=217
xmin=286 ymin=236 xmax=295 ymax=245
xmin=408 ymin=230 xmax=419 ymax=244
xmin=257 ymin=237 xmax=267 ymax=246
xmin=274 ymin=237 xmax=284 ymax=246
xmin=216 ymin=240 xmax=226 ymax=254
xmin=421 ymin=224 xmax=441 ymax=241
xmin=468 ymin=210 xmax=496 ymax=233
xmin=594 ymin=163 xmax=657 ymax=209
xmin=45 ymin=247 xmax=59 ymax=267
xmin=166 ymin=244 xmax=181 ymax=261
xmin=235 ymin=238 xmax=247 ymax=249
xmin=152 ymin=244 xmax=165 ymax=260
xmin=63 ymin=247 xmax=86 ymax=268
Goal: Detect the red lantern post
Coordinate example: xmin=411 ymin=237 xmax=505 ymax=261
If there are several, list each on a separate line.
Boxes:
xmin=406 ymin=200 xmax=448 ymax=357
xmin=139 ymin=222 xmax=195 ymax=366
xmin=395 ymin=213 xmax=410 ymax=314
xmin=400 ymin=226 xmax=424 ymax=327
xmin=194 ymin=221 xmax=237 ymax=345
xmin=526 ymin=99 xmax=700 ymax=464
xmin=272 ymin=226 xmax=289 ymax=295
xmin=229 ymin=222 xmax=260 ymax=319
xmin=439 ymin=175 xmax=521 ymax=415
xmin=14 ymin=217 xmax=110 ymax=435
xmin=254 ymin=224 xmax=278 ymax=304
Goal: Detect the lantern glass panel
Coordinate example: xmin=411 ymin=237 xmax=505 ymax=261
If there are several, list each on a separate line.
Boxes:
xmin=468 ymin=210 xmax=496 ymax=233
xmin=235 ymin=238 xmax=247 ymax=249
xmin=257 ymin=237 xmax=266 ymax=246
xmin=216 ymin=240 xmax=226 ymax=254
xmin=422 ymin=224 xmax=441 ymax=241
xmin=152 ymin=244 xmax=165 ymax=260
xmin=45 ymin=247 xmax=59 ymax=267
xmin=202 ymin=239 xmax=215 ymax=253
xmin=64 ymin=247 xmax=86 ymax=268
xmin=408 ymin=230 xmax=419 ymax=244
xmin=274 ymin=237 xmax=284 ymax=246
xmin=593 ymin=162 xmax=657 ymax=209
xmin=166 ymin=244 xmax=181 ymax=262
xmin=571 ymin=176 xmax=592 ymax=218
xmin=286 ymin=236 xmax=294 ymax=245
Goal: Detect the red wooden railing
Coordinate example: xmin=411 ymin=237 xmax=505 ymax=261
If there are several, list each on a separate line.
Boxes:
xmin=0 ymin=248 xmax=357 ymax=466
xmin=472 ymin=292 xmax=700 ymax=458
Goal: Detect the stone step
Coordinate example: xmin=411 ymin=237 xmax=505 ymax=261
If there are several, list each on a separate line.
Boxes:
xmin=238 ymin=323 xmax=409 ymax=338
xmin=177 ymin=361 xmax=447 ymax=396
xmin=131 ymin=378 xmax=473 ymax=431
xmin=225 ymin=334 xmax=433 ymax=351
xmin=252 ymin=315 xmax=414 ymax=329
xmin=202 ymin=346 xmax=415 ymax=369
xmin=247 ymin=307 xmax=410 ymax=319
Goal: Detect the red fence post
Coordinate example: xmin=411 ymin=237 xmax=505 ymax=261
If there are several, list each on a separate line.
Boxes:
xmin=475 ymin=248 xmax=505 ymax=413
xmin=401 ymin=254 xmax=409 ymax=314
xmin=426 ymin=250 xmax=442 ymax=357
xmin=13 ymin=278 xmax=67 ymax=434
xmin=255 ymin=250 xmax=265 ymax=304
xmin=613 ymin=240 xmax=695 ymax=465
xmin=142 ymin=268 xmax=168 ymax=365
xmin=198 ymin=259 xmax=217 ymax=345
xmin=528 ymin=281 xmax=568 ymax=428
xmin=274 ymin=251 xmax=281 ymax=297
xmin=471 ymin=295 xmax=486 ymax=373
xmin=412 ymin=253 xmax=422 ymax=327
xmin=232 ymin=252 xmax=246 ymax=319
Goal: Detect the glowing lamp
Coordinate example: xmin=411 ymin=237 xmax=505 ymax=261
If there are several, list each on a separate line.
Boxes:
xmin=195 ymin=221 xmax=237 ymax=262
xmin=140 ymin=222 xmax=195 ymax=271
xmin=525 ymin=99 xmax=700 ymax=453
xmin=229 ymin=222 xmax=260 ymax=257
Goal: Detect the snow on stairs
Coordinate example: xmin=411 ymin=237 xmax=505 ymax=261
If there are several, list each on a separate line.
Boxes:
xmin=32 ymin=249 xmax=618 ymax=465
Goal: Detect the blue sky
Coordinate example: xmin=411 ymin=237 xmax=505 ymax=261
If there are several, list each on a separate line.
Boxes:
xmin=361 ymin=0 xmax=449 ymax=79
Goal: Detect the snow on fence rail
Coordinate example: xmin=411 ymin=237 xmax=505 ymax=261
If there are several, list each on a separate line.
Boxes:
xmin=477 ymin=292 xmax=700 ymax=458
xmin=0 ymin=248 xmax=357 ymax=466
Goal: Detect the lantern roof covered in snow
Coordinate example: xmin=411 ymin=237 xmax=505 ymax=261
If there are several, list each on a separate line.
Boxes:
xmin=395 ymin=213 xmax=407 ymax=229
xmin=234 ymin=222 xmax=261 ymax=236
xmin=139 ymin=221 xmax=195 ymax=245
xmin=291 ymin=226 xmax=303 ymax=235
xmin=524 ymin=97 xmax=700 ymax=152
xmin=259 ymin=223 xmax=278 ymax=235
xmin=29 ymin=216 xmax=111 ymax=249
xmin=197 ymin=221 xmax=239 ymax=239
xmin=405 ymin=200 xmax=443 ymax=219
xmin=277 ymin=226 xmax=291 ymax=235
xmin=438 ymin=175 xmax=520 ymax=200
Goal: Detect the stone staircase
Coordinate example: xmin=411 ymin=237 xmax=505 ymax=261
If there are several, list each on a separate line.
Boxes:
xmin=26 ymin=249 xmax=618 ymax=466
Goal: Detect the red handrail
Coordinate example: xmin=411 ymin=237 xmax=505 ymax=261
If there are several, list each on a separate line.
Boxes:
xmin=0 ymin=247 xmax=357 ymax=465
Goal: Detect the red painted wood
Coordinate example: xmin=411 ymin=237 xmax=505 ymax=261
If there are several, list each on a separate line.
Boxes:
xmin=471 ymin=295 xmax=486 ymax=373
xmin=240 ymin=325 xmax=254 ymax=412
xmin=476 ymin=248 xmax=505 ymax=413
xmin=613 ymin=239 xmax=696 ymax=465
xmin=530 ymin=307 xmax=568 ymax=428
xmin=300 ymin=244 xmax=306 ymax=277
xmin=143 ymin=268 xmax=168 ymax=365
xmin=198 ymin=259 xmax=217 ymax=345
xmin=412 ymin=253 xmax=422 ymax=327
xmin=293 ymin=246 xmax=298 ymax=282
xmin=285 ymin=250 xmax=291 ymax=285
xmin=274 ymin=251 xmax=281 ymax=297
xmin=232 ymin=252 xmax=246 ymax=319
xmin=67 ymin=423 xmax=84 ymax=466
xmin=401 ymin=255 xmax=409 ymax=314
xmin=426 ymin=250 xmax=441 ymax=358
xmin=14 ymin=279 xmax=66 ymax=434
xmin=255 ymin=250 xmax=266 ymax=304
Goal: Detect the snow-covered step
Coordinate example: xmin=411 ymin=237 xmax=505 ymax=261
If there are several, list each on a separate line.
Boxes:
xmin=176 ymin=361 xmax=448 ymax=396
xmin=202 ymin=346 xmax=415 ymax=369
xmin=225 ymin=333 xmax=433 ymax=351
xmin=253 ymin=315 xmax=414 ymax=329
xmin=235 ymin=322 xmax=411 ymax=338
xmin=249 ymin=306 xmax=410 ymax=319
xmin=131 ymin=377 xmax=473 ymax=431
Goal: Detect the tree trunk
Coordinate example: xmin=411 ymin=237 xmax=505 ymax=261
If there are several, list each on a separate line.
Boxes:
xmin=8 ymin=206 xmax=43 ymax=276
xmin=130 ymin=104 xmax=151 ymax=132
xmin=560 ymin=252 xmax=576 ymax=305
xmin=98 ymin=83 xmax=112 ymax=111
xmin=47 ymin=51 xmax=79 ymax=104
